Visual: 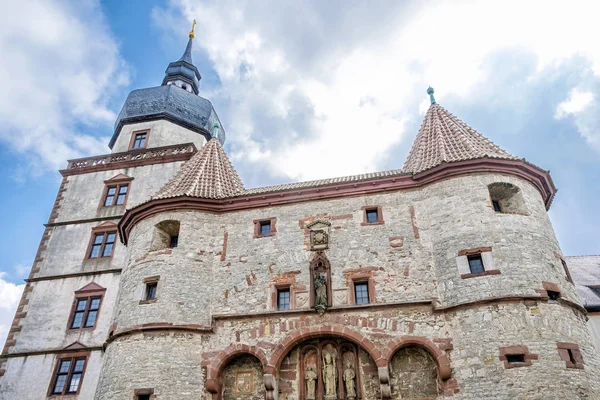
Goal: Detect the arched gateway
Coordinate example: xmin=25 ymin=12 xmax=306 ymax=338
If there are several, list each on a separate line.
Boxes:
xmin=205 ymin=327 xmax=449 ymax=400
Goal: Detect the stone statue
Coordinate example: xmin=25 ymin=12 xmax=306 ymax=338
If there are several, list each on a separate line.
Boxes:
xmin=343 ymin=362 xmax=356 ymax=399
xmin=305 ymin=365 xmax=317 ymax=399
xmin=314 ymin=273 xmax=328 ymax=307
xmin=322 ymin=348 xmax=337 ymax=398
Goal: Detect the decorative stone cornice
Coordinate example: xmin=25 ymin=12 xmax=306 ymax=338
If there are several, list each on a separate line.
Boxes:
xmin=60 ymin=143 xmax=197 ymax=176
xmin=119 ymin=158 xmax=556 ymax=245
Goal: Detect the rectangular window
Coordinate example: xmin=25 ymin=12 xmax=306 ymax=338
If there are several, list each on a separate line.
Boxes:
xmin=366 ymin=209 xmax=379 ymax=223
xmin=51 ymin=357 xmax=86 ymax=395
xmin=103 ymin=184 xmax=129 ymax=207
xmin=259 ymin=220 xmax=271 ymax=235
xmin=169 ymin=235 xmax=179 ymax=248
xmin=492 ymin=200 xmax=502 ymax=212
xmin=506 ymin=354 xmax=525 ymax=364
xmin=70 ymin=297 xmax=101 ymax=329
xmin=145 ymin=282 xmax=157 ymax=301
xmin=354 ymin=282 xmax=370 ymax=304
xmin=547 ymin=290 xmax=561 ymax=301
xmin=88 ymin=232 xmax=117 ymax=259
xmin=132 ymin=132 xmax=147 ymax=149
xmin=467 ymin=254 xmax=485 ymax=274
xmin=277 ymin=288 xmax=290 ymax=311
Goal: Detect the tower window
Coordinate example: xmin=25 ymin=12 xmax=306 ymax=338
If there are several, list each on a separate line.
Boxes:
xmin=488 ymin=182 xmax=527 ymax=214
xmin=50 ymin=357 xmax=87 ymax=395
xmin=506 ymin=354 xmax=525 ymax=364
xmin=145 ymin=282 xmax=157 ymax=301
xmin=467 ymin=254 xmax=485 ymax=274
xmin=547 ymin=290 xmax=561 ymax=301
xmin=277 ymin=288 xmax=290 ymax=311
xmin=88 ymin=231 xmax=117 ymax=259
xmin=354 ymin=282 xmax=370 ymax=305
xmin=103 ymin=184 xmax=129 ymax=207
xmin=151 ymin=220 xmax=180 ymax=251
xmin=129 ymin=130 xmax=149 ymax=149
xmin=169 ymin=235 xmax=179 ymax=248
xmin=492 ymin=200 xmax=502 ymax=212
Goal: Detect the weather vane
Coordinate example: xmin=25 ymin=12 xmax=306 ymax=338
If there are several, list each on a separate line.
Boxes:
xmin=188 ymin=19 xmax=196 ymax=39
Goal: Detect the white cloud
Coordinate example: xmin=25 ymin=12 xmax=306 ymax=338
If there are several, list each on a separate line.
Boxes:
xmin=0 ymin=273 xmax=25 ymax=347
xmin=0 ymin=0 xmax=129 ymax=172
xmin=155 ymin=0 xmax=600 ymax=184
xmin=555 ymin=89 xmax=594 ymax=119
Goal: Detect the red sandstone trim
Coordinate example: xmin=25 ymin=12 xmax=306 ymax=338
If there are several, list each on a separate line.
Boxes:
xmin=409 ymin=206 xmax=420 ymax=239
xmin=204 ymin=343 xmax=269 ymax=392
xmin=557 ymin=342 xmax=585 ymax=369
xmin=361 ymin=205 xmax=384 ymax=226
xmin=458 ymin=247 xmax=492 ymax=256
xmin=383 ymin=336 xmax=452 ymax=380
xmin=220 ymin=232 xmax=228 ymax=261
xmin=498 ymin=345 xmax=538 ymax=369
xmin=60 ymin=143 xmax=197 ymax=176
xmin=253 ymin=217 xmax=277 ymax=238
xmin=460 ymin=270 xmax=501 ymax=279
xmin=119 ymin=158 xmax=556 ymax=244
xmin=128 ymin=129 xmax=150 ymax=150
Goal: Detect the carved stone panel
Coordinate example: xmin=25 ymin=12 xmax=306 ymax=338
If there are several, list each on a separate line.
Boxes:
xmin=296 ymin=290 xmax=310 ymax=309
xmin=307 ymin=220 xmax=332 ymax=251
xmin=333 ymin=288 xmax=349 ymax=306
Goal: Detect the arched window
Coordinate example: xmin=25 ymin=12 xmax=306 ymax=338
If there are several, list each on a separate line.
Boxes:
xmin=151 ymin=220 xmax=180 ymax=251
xmin=488 ymin=182 xmax=527 ymax=214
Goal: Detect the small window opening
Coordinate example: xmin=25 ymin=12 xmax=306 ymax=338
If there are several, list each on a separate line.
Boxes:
xmin=567 ymin=349 xmax=576 ymax=364
xmin=151 ymin=220 xmax=180 ymax=251
xmin=492 ymin=200 xmax=502 ymax=212
xmin=132 ymin=132 xmax=147 ymax=149
xmin=365 ymin=208 xmax=379 ymax=223
xmin=181 ymin=84 xmax=187 ymax=90
xmin=547 ymin=290 xmax=561 ymax=301
xmin=354 ymin=282 xmax=370 ymax=305
xmin=467 ymin=254 xmax=485 ymax=274
xmin=145 ymin=283 xmax=157 ymax=301
xmin=277 ymin=288 xmax=290 ymax=311
xmin=137 ymin=396 xmax=150 ymax=400
xmin=259 ymin=220 xmax=271 ymax=236
xmin=506 ymin=354 xmax=525 ymax=364
xmin=590 ymin=287 xmax=600 ymax=297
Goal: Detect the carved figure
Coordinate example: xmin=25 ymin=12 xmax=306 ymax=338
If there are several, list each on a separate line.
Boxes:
xmin=314 ymin=273 xmax=328 ymax=307
xmin=322 ymin=348 xmax=337 ymax=398
xmin=343 ymin=363 xmax=356 ymax=398
xmin=305 ymin=365 xmax=317 ymax=399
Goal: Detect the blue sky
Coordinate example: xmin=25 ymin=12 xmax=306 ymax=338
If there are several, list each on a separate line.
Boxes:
xmin=0 ymin=0 xmax=599 ymax=340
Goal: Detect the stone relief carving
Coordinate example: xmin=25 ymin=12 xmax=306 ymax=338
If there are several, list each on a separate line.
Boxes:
xmin=307 ymin=220 xmax=331 ymax=251
xmin=343 ymin=352 xmax=357 ymax=399
xmin=333 ymin=288 xmax=348 ymax=306
xmin=322 ymin=345 xmax=338 ymax=399
xmin=305 ymin=365 xmax=318 ymax=399
xmin=295 ymin=290 xmax=309 ymax=309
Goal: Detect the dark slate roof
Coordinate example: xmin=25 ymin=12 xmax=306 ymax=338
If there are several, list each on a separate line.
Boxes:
xmin=567 ymin=255 xmax=600 ymax=311
xmin=110 ymin=84 xmax=225 ymax=149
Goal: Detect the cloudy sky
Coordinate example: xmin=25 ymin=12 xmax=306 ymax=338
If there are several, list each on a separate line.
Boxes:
xmin=0 ymin=0 xmax=598 ymax=343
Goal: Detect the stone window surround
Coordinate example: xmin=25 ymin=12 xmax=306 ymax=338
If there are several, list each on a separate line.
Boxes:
xmin=361 ymin=205 xmax=384 ymax=226
xmin=457 ymin=247 xmax=500 ymax=279
xmin=348 ymin=273 xmax=376 ymax=305
xmin=133 ymin=388 xmax=156 ymax=399
xmin=46 ymin=350 xmax=90 ymax=397
xmin=139 ymin=276 xmax=160 ymax=305
xmin=253 ymin=217 xmax=277 ymax=238
xmin=498 ymin=345 xmax=538 ymax=369
xmin=67 ymin=284 xmax=106 ymax=332
xmin=128 ymin=129 xmax=151 ymax=150
xmin=84 ymin=223 xmax=118 ymax=261
xmin=271 ymin=283 xmax=295 ymax=311
xmin=557 ymin=342 xmax=584 ymax=369
xmin=556 ymin=253 xmax=574 ymax=284
xmin=99 ymin=174 xmax=133 ymax=209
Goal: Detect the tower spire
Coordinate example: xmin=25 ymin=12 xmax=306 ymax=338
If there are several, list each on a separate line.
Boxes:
xmin=189 ymin=19 xmax=196 ymax=39
xmin=161 ymin=19 xmax=201 ymax=94
xmin=427 ymin=86 xmax=436 ymax=104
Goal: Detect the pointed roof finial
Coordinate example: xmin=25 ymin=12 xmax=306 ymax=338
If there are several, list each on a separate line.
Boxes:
xmin=427 ymin=86 xmax=436 ymax=104
xmin=213 ymin=121 xmax=220 ymax=138
xmin=189 ymin=19 xmax=197 ymax=39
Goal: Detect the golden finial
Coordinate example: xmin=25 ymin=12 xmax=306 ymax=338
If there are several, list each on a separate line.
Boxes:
xmin=188 ymin=19 xmax=196 ymax=39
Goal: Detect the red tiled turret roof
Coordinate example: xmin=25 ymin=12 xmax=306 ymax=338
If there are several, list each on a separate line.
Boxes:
xmin=153 ymin=138 xmax=244 ymax=199
xmin=402 ymin=102 xmax=518 ymax=174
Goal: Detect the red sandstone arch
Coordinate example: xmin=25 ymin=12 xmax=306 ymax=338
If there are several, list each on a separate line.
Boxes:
xmin=268 ymin=325 xmax=385 ymax=372
xmin=383 ymin=336 xmax=452 ymax=380
xmin=205 ymin=343 xmax=269 ymax=393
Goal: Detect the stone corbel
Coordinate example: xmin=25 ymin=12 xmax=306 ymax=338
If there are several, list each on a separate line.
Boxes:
xmin=378 ymin=366 xmax=392 ymax=399
xmin=264 ymin=373 xmax=277 ymax=400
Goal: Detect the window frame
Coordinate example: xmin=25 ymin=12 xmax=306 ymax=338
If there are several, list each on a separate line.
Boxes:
xmin=271 ymin=283 xmax=294 ymax=311
xmin=557 ymin=342 xmax=584 ymax=369
xmin=253 ymin=217 xmax=277 ymax=238
xmin=140 ymin=276 xmax=160 ymax=305
xmin=67 ymin=283 xmax=106 ymax=331
xmin=47 ymin=353 xmax=88 ymax=396
xmin=277 ymin=287 xmax=291 ymax=311
xmin=467 ymin=254 xmax=485 ymax=274
xmin=349 ymin=276 xmax=375 ymax=305
xmin=361 ymin=206 xmax=384 ymax=226
xmin=129 ymin=129 xmax=150 ymax=150
xmin=354 ymin=281 xmax=370 ymax=305
xmin=84 ymin=223 xmax=118 ymax=261
xmin=101 ymin=182 xmax=130 ymax=207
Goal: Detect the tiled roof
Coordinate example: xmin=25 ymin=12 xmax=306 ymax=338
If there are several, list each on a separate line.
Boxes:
xmin=566 ymin=255 xmax=600 ymax=310
xmin=153 ymin=138 xmax=244 ymax=200
xmin=402 ymin=103 xmax=519 ymax=174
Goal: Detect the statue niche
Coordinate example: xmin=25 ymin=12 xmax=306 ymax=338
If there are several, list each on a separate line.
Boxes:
xmin=297 ymin=339 xmax=361 ymax=400
xmin=310 ymin=252 xmax=333 ymax=314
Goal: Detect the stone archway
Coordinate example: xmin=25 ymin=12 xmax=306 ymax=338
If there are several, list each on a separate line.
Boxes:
xmin=220 ymin=354 xmax=266 ymax=400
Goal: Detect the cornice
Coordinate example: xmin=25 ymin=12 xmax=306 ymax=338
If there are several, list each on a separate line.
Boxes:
xmin=119 ymin=158 xmax=556 ymax=245
xmin=60 ymin=143 xmax=197 ymax=177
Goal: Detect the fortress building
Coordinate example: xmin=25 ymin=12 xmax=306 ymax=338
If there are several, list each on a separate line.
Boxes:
xmin=1 ymin=27 xmax=599 ymax=400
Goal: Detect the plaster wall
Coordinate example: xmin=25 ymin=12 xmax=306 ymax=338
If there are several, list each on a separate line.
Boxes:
xmin=0 ymin=350 xmax=102 ymax=400
xmin=11 ymin=273 xmax=120 ymax=353
xmin=587 ymin=314 xmax=600 ymax=354
xmin=111 ymin=120 xmax=207 ymax=153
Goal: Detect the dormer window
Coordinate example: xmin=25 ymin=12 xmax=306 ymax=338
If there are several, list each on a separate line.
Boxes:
xmin=130 ymin=130 xmax=149 ymax=149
